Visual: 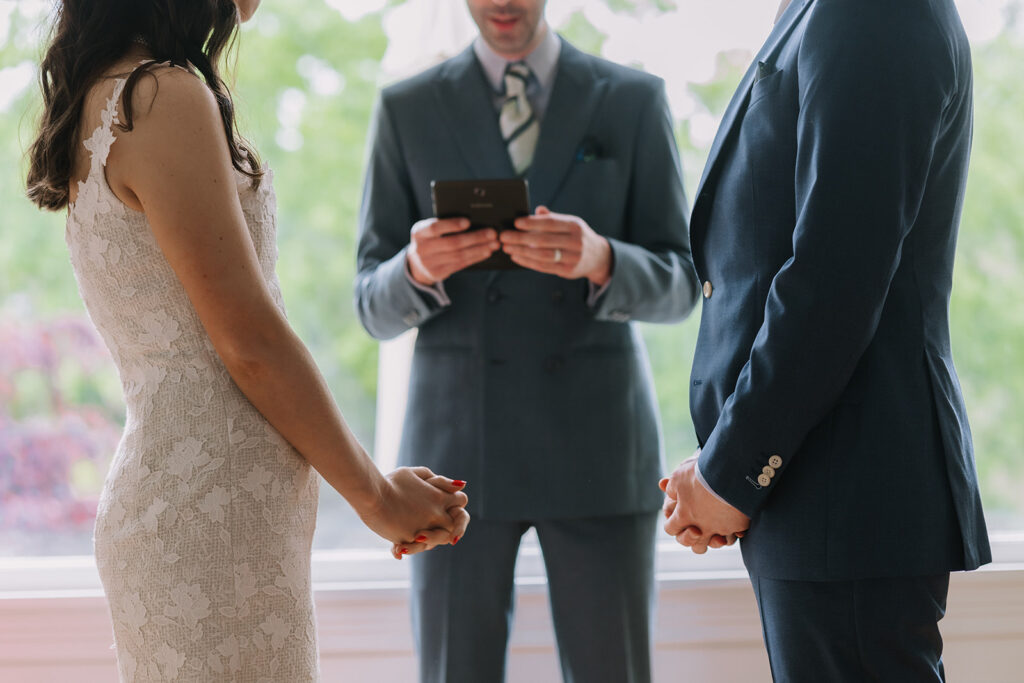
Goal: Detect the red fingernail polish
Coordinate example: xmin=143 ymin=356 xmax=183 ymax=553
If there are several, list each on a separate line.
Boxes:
xmin=400 ymin=548 xmax=409 ymax=555
xmin=415 ymin=535 xmax=427 ymax=543
xmin=453 ymin=536 xmax=460 ymax=545
xmin=453 ymin=480 xmax=466 ymax=487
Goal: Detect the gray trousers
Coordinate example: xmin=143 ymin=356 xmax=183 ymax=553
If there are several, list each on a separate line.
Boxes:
xmin=410 ymin=511 xmax=660 ymax=683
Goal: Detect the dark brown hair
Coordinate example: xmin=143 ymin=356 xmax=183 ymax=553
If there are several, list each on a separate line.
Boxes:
xmin=26 ymin=0 xmax=262 ymax=211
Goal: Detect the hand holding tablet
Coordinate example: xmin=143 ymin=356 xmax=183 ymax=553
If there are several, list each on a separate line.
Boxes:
xmin=430 ymin=178 xmax=531 ymax=271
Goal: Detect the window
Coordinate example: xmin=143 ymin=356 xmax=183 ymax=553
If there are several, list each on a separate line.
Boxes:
xmin=2 ymin=0 xmax=1022 ymax=566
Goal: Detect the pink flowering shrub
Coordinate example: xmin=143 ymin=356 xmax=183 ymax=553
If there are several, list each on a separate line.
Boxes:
xmin=0 ymin=310 xmax=123 ymax=554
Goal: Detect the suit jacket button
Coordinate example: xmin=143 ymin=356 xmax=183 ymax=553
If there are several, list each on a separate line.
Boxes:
xmin=768 ymin=455 xmax=783 ymax=469
xmin=762 ymin=465 xmax=775 ymax=478
xmin=487 ymin=287 xmax=502 ymax=304
xmin=544 ymin=355 xmax=564 ymax=372
xmin=757 ymin=473 xmax=772 ymax=487
xmin=702 ymin=281 xmax=713 ymax=299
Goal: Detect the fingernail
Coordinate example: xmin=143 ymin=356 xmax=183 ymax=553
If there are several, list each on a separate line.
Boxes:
xmin=415 ymin=535 xmax=427 ymax=543
xmin=452 ymin=480 xmax=466 ymax=487
xmin=453 ymin=536 xmax=460 ymax=545
xmin=400 ymin=548 xmax=409 ymax=555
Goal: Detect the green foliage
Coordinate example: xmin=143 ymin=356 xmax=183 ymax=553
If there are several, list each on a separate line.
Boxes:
xmin=1 ymin=0 xmax=1022 ymax=534
xmin=228 ymin=0 xmax=392 ymax=445
xmin=556 ymin=10 xmax=608 ymax=56
xmin=948 ymin=32 xmax=1024 ymax=512
xmin=686 ymin=50 xmax=748 ymax=119
xmin=0 ymin=9 xmax=79 ymax=311
xmin=603 ymin=0 xmax=679 ymax=13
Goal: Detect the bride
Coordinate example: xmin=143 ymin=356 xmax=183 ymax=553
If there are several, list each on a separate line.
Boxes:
xmin=26 ymin=0 xmax=468 ymax=679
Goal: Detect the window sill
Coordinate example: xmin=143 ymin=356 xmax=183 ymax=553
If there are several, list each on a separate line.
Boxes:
xmin=1 ymin=533 xmax=1022 ymax=682
xmin=1 ymin=531 xmax=1022 ymax=600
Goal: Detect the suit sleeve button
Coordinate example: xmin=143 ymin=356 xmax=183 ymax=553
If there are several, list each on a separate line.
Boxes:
xmin=757 ymin=473 xmax=772 ymax=487
xmin=768 ymin=455 xmax=783 ymax=469
xmin=762 ymin=466 xmax=775 ymax=478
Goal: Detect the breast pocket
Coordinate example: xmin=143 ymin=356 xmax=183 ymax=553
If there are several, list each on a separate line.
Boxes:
xmin=554 ymin=159 xmax=625 ymax=236
xmin=738 ymin=69 xmax=797 ymax=240
xmin=748 ymin=69 xmax=784 ymax=109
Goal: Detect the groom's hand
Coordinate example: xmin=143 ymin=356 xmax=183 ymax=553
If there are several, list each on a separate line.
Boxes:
xmin=661 ymin=455 xmax=749 ymax=554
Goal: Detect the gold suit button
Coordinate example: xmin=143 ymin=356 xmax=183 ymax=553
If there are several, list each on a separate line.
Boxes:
xmin=703 ymin=281 xmax=713 ymax=299
xmin=768 ymin=455 xmax=783 ymax=469
xmin=757 ymin=473 xmax=772 ymax=487
xmin=762 ymin=465 xmax=775 ymax=478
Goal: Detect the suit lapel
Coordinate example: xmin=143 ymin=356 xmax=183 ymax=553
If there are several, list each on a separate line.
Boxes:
xmin=526 ymin=39 xmax=610 ymax=208
xmin=693 ymin=0 xmax=816 ymax=206
xmin=434 ymin=46 xmax=516 ymax=179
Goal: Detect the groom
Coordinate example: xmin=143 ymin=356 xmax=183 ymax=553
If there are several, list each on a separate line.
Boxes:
xmin=663 ymin=0 xmax=992 ymax=679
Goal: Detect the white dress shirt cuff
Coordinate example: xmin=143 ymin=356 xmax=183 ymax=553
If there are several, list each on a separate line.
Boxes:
xmin=405 ymin=260 xmax=451 ymax=307
xmin=693 ymin=458 xmax=732 ymax=506
xmin=586 ymin=278 xmax=612 ymax=307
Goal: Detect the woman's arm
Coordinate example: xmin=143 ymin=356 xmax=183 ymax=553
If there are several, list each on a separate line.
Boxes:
xmin=106 ymin=66 xmax=466 ymax=544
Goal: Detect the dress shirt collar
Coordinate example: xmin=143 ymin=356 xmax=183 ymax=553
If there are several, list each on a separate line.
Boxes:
xmin=472 ymin=22 xmax=561 ymax=94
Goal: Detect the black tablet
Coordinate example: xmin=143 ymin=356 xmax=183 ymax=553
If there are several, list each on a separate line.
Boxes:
xmin=430 ymin=178 xmax=530 ymax=270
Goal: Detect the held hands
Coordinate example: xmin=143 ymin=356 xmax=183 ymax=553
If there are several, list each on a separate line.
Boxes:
xmin=660 ymin=452 xmax=750 ymax=554
xmin=355 ymin=466 xmax=470 ymax=559
xmin=407 ymin=218 xmax=500 ymax=286
xmin=500 ymin=206 xmax=613 ymax=285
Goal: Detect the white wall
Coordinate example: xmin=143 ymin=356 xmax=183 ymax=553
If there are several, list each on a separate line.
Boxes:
xmin=2 ymin=566 xmax=1022 ymax=682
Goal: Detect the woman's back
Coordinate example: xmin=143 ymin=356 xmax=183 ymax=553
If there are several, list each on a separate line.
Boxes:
xmin=69 ymin=64 xmax=320 ymax=681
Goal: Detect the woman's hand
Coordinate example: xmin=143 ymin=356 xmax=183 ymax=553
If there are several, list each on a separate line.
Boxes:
xmin=391 ymin=504 xmax=470 ymax=559
xmin=356 ymin=467 xmax=468 ymax=551
xmin=390 ymin=474 xmax=470 ymax=559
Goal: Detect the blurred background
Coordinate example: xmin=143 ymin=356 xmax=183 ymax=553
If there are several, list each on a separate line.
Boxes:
xmin=1 ymin=0 xmax=1022 ymax=558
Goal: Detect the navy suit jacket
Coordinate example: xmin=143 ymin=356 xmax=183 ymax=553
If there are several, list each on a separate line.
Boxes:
xmin=690 ymin=0 xmax=991 ymax=579
xmin=355 ymin=39 xmax=699 ymax=520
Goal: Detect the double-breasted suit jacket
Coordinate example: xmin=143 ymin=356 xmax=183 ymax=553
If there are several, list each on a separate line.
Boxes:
xmin=689 ymin=0 xmax=990 ymax=580
xmin=356 ymin=38 xmax=699 ymax=520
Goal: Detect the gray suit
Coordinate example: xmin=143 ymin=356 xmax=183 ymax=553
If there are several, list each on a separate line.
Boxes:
xmin=355 ymin=37 xmax=697 ymax=682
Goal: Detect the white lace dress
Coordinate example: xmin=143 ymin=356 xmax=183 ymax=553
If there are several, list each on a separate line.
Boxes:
xmin=67 ymin=72 xmax=320 ymax=682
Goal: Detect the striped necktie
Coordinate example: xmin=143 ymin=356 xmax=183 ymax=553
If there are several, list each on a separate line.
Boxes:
xmin=500 ymin=62 xmax=540 ymax=175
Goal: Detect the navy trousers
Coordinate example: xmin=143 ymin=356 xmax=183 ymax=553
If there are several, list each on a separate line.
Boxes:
xmin=410 ymin=511 xmax=659 ymax=683
xmin=751 ymin=573 xmax=951 ymax=682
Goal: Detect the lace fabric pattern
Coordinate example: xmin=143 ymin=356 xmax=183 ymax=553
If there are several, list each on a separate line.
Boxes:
xmin=66 ymin=70 xmax=320 ymax=682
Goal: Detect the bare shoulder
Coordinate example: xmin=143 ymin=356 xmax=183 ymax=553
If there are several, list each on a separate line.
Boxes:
xmin=112 ymin=62 xmax=233 ymax=169
xmin=103 ymin=61 xmax=235 ymax=211
xmin=122 ymin=63 xmax=222 ymax=135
